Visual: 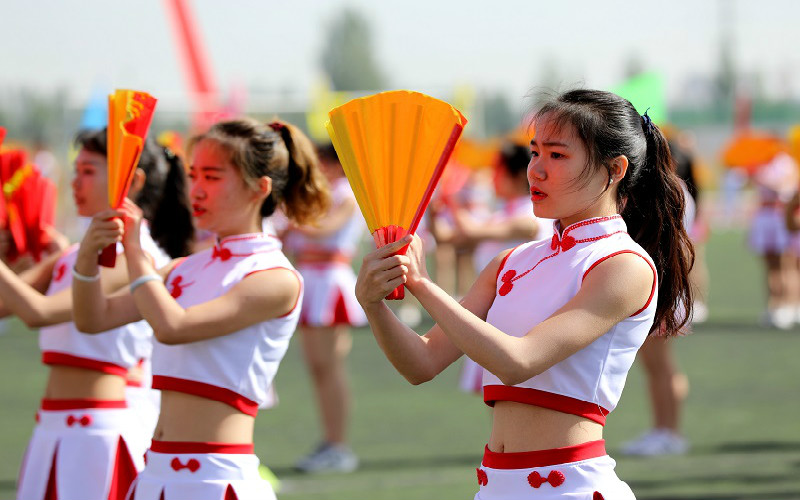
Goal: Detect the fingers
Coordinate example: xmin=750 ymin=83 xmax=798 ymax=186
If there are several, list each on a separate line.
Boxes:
xmin=375 ymin=234 xmax=413 ymax=257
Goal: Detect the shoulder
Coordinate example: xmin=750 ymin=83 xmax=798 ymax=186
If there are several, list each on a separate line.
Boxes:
xmin=580 ymin=251 xmax=656 ymax=317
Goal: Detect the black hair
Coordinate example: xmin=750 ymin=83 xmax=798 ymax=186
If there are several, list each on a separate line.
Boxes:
xmin=74 ymin=128 xmax=194 ymax=258
xmin=534 ymin=89 xmax=694 ymax=336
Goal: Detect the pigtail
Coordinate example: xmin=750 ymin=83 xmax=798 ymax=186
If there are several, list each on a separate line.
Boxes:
xmin=148 ymin=148 xmax=194 ymax=258
xmin=270 ymin=121 xmax=331 ymax=226
xmin=622 ymin=119 xmax=695 ymax=336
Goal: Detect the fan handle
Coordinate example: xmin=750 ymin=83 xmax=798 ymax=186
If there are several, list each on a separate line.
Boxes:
xmin=373 ymin=225 xmax=409 ymax=300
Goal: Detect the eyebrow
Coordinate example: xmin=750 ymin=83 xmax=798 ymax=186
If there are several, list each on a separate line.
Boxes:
xmin=190 ymin=165 xmax=225 ymax=172
xmin=530 ymin=140 xmax=570 ymax=148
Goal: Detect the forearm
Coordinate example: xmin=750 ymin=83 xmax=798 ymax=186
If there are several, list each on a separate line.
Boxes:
xmin=126 ymin=245 xmax=186 ymax=344
xmin=361 ymin=301 xmax=446 ymax=385
xmin=73 ymin=248 xmax=116 ymax=332
xmin=0 ymin=261 xmax=67 ymax=327
xmin=409 ymin=278 xmax=532 ymax=385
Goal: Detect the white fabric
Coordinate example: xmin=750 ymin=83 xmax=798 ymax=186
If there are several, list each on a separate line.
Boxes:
xmin=483 ymin=216 xmax=657 ymax=415
xmin=475 ymin=455 xmax=634 ymax=500
xmin=155 ymin=233 xmax=300 ymax=410
xmin=283 ymin=178 xmax=366 ymax=257
xmin=298 ymin=264 xmax=366 ymax=327
xmin=17 ymin=406 xmax=146 ymax=500
xmin=129 ymin=450 xmax=275 ymax=500
xmin=749 ymin=207 xmax=790 ymax=255
xmin=39 ymin=225 xmax=166 ymax=371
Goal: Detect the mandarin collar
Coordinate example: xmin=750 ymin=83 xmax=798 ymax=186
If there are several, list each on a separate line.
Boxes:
xmin=550 ymin=215 xmax=627 ymax=253
xmin=210 ymin=232 xmax=281 ymax=261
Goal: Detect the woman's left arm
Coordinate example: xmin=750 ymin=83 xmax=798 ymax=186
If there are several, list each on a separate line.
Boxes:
xmin=405 ymin=238 xmax=654 ymax=385
xmin=127 ymin=245 xmax=299 ymax=345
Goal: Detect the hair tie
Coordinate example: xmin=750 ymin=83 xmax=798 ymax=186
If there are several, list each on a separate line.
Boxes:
xmin=269 ymin=121 xmax=286 ymax=133
xmin=641 ymin=108 xmax=654 ymax=133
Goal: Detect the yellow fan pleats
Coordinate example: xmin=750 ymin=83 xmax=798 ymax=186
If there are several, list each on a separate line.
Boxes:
xmin=326 ymin=90 xmax=467 ymax=235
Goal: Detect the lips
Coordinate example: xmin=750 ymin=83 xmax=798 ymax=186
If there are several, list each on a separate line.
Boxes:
xmin=192 ymin=205 xmax=206 ymax=217
xmin=530 ymin=186 xmax=547 ymax=201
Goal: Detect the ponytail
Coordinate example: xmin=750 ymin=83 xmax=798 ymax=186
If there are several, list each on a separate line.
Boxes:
xmin=266 ymin=121 xmax=330 ymax=226
xmin=621 ymin=118 xmax=695 ymax=335
xmin=148 ymin=148 xmax=194 ymax=258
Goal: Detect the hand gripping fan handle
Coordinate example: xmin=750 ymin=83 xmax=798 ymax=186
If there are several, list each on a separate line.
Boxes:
xmin=373 ymin=225 xmax=409 ymax=300
xmin=98 ymin=244 xmax=117 ymax=267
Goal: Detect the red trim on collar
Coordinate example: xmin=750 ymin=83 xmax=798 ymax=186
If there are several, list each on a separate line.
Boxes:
xmin=149 ymin=440 xmax=254 ymax=454
xmin=481 ymin=440 xmax=606 ymax=469
xmin=582 ymin=250 xmax=657 ymax=317
xmin=153 ymin=376 xmax=259 ymax=416
xmin=557 ymin=215 xmax=623 ymax=240
xmin=483 ymin=385 xmax=609 ymax=425
xmin=42 ymin=352 xmax=128 ymax=377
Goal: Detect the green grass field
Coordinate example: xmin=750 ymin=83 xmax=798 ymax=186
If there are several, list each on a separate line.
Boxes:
xmin=1 ymin=228 xmax=799 ymax=500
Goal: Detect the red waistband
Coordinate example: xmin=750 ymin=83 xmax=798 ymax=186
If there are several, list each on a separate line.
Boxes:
xmin=42 ymin=352 xmax=128 ymax=377
xmin=40 ymin=398 xmax=127 ymax=411
xmin=482 ymin=440 xmax=606 ymax=469
xmin=150 ymin=440 xmax=254 ymax=454
xmin=483 ymin=385 xmax=609 ymax=425
xmin=153 ymin=376 xmax=259 ymax=416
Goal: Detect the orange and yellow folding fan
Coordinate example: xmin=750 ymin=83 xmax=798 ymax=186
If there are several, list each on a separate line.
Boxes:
xmin=100 ymin=89 xmax=157 ymax=267
xmin=721 ymin=132 xmax=786 ymax=174
xmin=326 ymin=90 xmax=467 ymax=299
xmin=0 ymin=150 xmax=34 ymax=261
xmin=0 ymin=127 xmax=5 ymax=149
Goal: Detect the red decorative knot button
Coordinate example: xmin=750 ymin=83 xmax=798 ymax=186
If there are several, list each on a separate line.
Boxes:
xmin=560 ymin=235 xmax=576 ymax=251
xmin=171 ymin=458 xmax=201 ymax=472
xmin=499 ymin=269 xmax=516 ymax=296
xmin=170 ymin=276 xmax=185 ymax=298
xmin=551 ymin=234 xmax=559 ymax=250
xmin=476 ymin=468 xmax=488 ymax=486
xmin=212 ymin=246 xmax=232 ymax=261
xmin=54 ymin=263 xmax=67 ymax=282
xmin=528 ymin=470 xmax=565 ymax=488
xmin=66 ymin=414 xmax=92 ymax=427
xmin=593 ymin=492 xmax=605 ymax=500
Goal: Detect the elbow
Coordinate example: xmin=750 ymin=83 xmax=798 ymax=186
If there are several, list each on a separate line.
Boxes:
xmin=23 ymin=315 xmax=48 ymax=329
xmin=73 ymin=316 xmax=104 ymax=334
xmin=153 ymin=326 xmax=184 ymax=345
xmin=495 ymin=361 xmax=541 ymax=386
xmin=405 ymin=371 xmax=434 ymax=386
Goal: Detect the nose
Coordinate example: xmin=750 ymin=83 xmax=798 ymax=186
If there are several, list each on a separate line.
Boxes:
xmin=190 ymin=181 xmax=205 ymax=200
xmin=527 ymin=157 xmax=546 ymax=182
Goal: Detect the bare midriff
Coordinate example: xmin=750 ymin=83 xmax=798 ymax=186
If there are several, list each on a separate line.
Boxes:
xmin=153 ymin=390 xmax=255 ymax=444
xmin=44 ymin=365 xmax=126 ymax=400
xmin=488 ymin=401 xmax=603 ymax=453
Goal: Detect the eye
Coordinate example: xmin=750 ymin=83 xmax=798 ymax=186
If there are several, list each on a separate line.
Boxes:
xmin=550 ymin=152 xmax=564 ymax=159
xmin=530 ymin=150 xmax=539 ymax=158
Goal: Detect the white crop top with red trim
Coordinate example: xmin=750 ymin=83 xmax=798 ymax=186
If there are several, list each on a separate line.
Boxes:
xmin=283 ymin=178 xmax=366 ymax=258
xmin=152 ymin=233 xmax=301 ymax=416
xmin=39 ymin=224 xmax=170 ymax=376
xmin=482 ymin=215 xmax=657 ymax=425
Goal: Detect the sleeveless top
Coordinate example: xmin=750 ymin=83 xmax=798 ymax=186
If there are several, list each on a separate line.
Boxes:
xmin=152 ymin=233 xmax=301 ymax=416
xmin=283 ymin=177 xmax=365 ymax=259
xmin=483 ymin=215 xmax=657 ymax=425
xmin=40 ymin=223 xmax=170 ymax=376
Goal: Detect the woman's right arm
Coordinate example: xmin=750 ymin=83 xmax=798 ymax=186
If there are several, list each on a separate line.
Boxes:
xmin=72 ymin=211 xmax=145 ymax=333
xmin=356 ymin=238 xmax=498 ymax=384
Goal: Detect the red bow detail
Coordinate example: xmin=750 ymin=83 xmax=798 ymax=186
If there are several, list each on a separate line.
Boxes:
xmin=551 ymin=234 xmax=576 ymax=252
xmin=171 ymin=457 xmax=201 ymax=472
xmin=476 ymin=468 xmax=488 ymax=486
xmin=66 ymin=414 xmax=92 ymax=427
xmin=54 ymin=263 xmax=67 ymax=282
xmin=211 ymin=246 xmax=232 ymax=261
xmin=499 ymin=269 xmax=516 ymax=296
xmin=170 ymin=275 xmax=186 ymax=298
xmin=528 ymin=470 xmax=565 ymax=488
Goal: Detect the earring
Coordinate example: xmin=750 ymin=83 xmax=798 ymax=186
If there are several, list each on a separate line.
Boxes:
xmin=607 ymin=177 xmax=614 ymax=187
